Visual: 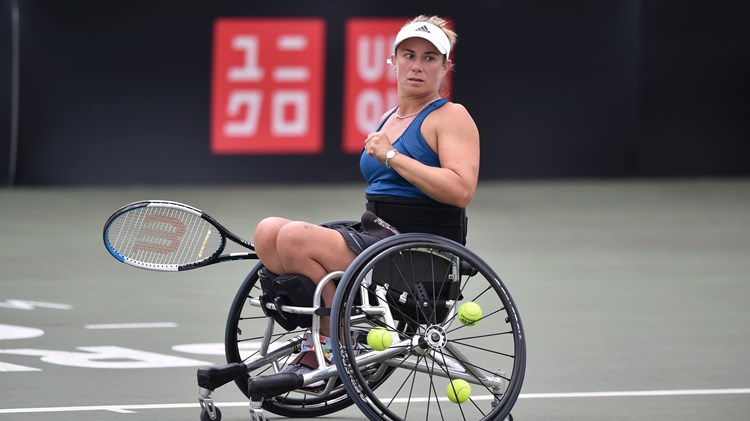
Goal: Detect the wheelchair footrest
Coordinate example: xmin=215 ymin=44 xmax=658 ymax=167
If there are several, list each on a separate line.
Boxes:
xmin=247 ymin=372 xmax=304 ymax=400
xmin=197 ymin=363 xmax=247 ymax=391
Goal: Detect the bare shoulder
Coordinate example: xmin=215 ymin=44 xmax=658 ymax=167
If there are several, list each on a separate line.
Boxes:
xmin=421 ymin=101 xmax=479 ymax=152
xmin=445 ymin=101 xmax=469 ymax=113
xmin=424 ymin=101 xmax=478 ymax=135
xmin=437 ymin=101 xmax=471 ymax=116
xmin=425 ymin=101 xmax=476 ymax=127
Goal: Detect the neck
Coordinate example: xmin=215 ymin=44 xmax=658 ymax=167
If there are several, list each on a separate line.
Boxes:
xmin=394 ymin=95 xmax=441 ymax=119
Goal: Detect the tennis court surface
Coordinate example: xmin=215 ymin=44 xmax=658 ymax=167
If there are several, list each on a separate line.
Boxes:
xmin=2 ymin=179 xmax=749 ymax=420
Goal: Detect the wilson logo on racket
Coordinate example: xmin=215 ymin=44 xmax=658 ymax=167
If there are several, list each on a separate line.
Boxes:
xmin=131 ymin=214 xmax=187 ymax=255
xmin=103 ymin=200 xmax=257 ymax=271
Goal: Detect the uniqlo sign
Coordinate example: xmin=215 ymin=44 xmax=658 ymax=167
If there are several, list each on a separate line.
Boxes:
xmin=342 ymin=19 xmax=404 ymax=154
xmin=211 ymin=19 xmax=325 ymax=154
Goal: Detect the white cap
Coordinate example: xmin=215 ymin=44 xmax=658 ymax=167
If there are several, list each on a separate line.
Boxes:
xmin=393 ymin=21 xmax=451 ymax=58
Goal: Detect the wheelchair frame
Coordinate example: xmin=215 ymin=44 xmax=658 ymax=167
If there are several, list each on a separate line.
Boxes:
xmin=197 ymin=232 xmax=526 ymax=421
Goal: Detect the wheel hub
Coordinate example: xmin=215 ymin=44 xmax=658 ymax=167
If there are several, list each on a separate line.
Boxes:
xmin=423 ymin=325 xmax=447 ymax=350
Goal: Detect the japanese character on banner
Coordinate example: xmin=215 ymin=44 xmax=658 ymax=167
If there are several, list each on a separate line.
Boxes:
xmin=211 ymin=19 xmax=325 ymax=154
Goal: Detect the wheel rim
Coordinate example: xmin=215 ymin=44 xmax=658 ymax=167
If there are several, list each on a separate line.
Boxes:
xmin=332 ymin=236 xmax=526 ymax=421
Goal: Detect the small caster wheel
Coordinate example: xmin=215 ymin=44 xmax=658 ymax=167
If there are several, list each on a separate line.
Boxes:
xmin=200 ymin=406 xmax=222 ymax=421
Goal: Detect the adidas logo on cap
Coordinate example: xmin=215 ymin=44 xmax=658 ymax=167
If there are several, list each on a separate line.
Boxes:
xmin=394 ymin=21 xmax=450 ymax=57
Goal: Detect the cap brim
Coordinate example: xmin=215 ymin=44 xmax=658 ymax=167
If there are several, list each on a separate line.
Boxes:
xmin=393 ymin=22 xmax=450 ymax=57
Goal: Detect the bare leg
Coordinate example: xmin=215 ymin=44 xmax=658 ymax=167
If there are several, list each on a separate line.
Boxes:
xmin=254 ymin=217 xmax=356 ymax=337
xmin=276 ymin=221 xmax=356 ymax=337
xmin=253 ymin=216 xmax=292 ymax=275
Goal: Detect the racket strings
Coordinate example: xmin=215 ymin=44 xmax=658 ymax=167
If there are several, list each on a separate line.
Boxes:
xmin=108 ymin=206 xmax=223 ymax=267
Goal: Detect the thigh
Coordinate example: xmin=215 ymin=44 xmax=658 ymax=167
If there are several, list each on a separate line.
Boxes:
xmin=277 ymin=221 xmax=357 ymax=274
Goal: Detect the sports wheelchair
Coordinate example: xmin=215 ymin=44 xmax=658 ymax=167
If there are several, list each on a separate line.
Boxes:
xmin=196 ymin=225 xmax=526 ymax=421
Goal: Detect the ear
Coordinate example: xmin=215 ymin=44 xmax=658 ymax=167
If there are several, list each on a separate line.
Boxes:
xmin=442 ymin=58 xmax=452 ymax=75
xmin=386 ymin=54 xmax=395 ymax=65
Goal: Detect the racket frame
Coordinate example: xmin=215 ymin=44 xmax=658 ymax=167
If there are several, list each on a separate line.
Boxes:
xmin=103 ymin=200 xmax=256 ymax=272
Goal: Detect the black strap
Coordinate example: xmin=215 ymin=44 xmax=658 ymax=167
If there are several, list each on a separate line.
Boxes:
xmin=365 ymin=196 xmax=467 ymax=245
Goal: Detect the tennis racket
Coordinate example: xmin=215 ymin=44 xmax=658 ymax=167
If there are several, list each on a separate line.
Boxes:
xmin=103 ymin=200 xmax=257 ymax=271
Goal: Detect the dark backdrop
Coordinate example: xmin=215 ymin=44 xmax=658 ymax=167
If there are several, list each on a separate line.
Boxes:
xmin=1 ymin=0 xmax=748 ymax=185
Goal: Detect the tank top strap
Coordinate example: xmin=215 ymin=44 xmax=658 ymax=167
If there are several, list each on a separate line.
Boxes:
xmin=375 ymin=98 xmax=447 ymax=131
xmin=398 ymin=98 xmax=447 ymax=164
xmin=412 ymin=97 xmax=448 ymax=126
xmin=376 ymin=108 xmax=399 ymax=131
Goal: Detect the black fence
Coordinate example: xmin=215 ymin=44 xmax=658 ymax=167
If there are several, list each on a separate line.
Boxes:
xmin=1 ymin=0 xmax=748 ymax=185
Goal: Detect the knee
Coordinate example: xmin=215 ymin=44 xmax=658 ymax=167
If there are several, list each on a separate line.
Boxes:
xmin=276 ymin=221 xmax=313 ymax=250
xmin=254 ymin=217 xmax=288 ymax=252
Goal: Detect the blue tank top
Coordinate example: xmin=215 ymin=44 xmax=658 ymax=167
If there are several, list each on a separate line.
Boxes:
xmin=360 ymin=98 xmax=448 ymax=199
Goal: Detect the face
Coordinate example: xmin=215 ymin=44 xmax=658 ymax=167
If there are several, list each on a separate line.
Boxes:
xmin=392 ymin=37 xmax=449 ymax=95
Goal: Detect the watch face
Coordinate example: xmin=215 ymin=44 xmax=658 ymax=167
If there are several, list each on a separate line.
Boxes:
xmin=387 ymin=150 xmax=396 ymax=158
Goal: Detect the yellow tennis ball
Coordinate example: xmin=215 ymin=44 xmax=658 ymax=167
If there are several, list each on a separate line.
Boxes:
xmin=367 ymin=327 xmax=392 ymax=351
xmin=457 ymin=301 xmax=483 ymax=326
xmin=446 ymin=379 xmax=471 ymax=404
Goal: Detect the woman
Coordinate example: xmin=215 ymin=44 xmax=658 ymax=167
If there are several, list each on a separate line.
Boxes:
xmin=253 ymin=15 xmax=479 ymax=374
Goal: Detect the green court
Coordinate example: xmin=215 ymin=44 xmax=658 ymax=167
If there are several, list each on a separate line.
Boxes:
xmin=1 ymin=179 xmax=749 ymax=420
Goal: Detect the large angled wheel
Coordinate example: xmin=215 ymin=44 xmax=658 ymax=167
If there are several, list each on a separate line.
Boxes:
xmin=330 ymin=234 xmax=525 ymax=421
xmin=224 ymin=262 xmax=355 ymax=417
xmin=223 ymin=221 xmax=359 ymax=417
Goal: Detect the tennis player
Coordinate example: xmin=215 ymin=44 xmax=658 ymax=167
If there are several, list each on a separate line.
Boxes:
xmin=253 ymin=15 xmax=480 ymax=375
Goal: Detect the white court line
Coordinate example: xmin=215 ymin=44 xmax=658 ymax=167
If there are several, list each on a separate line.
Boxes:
xmin=84 ymin=322 xmax=178 ymax=330
xmin=518 ymin=388 xmax=750 ymax=399
xmin=0 ymin=388 xmax=748 ymax=414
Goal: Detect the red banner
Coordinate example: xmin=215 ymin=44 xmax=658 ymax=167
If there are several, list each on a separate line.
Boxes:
xmin=341 ymin=18 xmax=405 ymax=154
xmin=211 ymin=19 xmax=326 ymax=154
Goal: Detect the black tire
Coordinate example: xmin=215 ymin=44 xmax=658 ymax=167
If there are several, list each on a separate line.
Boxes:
xmin=330 ymin=234 xmax=526 ymax=421
xmin=199 ymin=406 xmax=221 ymax=421
xmin=223 ymin=221 xmax=359 ymax=417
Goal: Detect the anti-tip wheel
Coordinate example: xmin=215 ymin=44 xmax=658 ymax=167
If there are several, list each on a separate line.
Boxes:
xmin=200 ymin=406 xmax=222 ymax=421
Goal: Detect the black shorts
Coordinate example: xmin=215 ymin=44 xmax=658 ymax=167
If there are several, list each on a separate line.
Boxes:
xmin=334 ymin=210 xmax=400 ymax=254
